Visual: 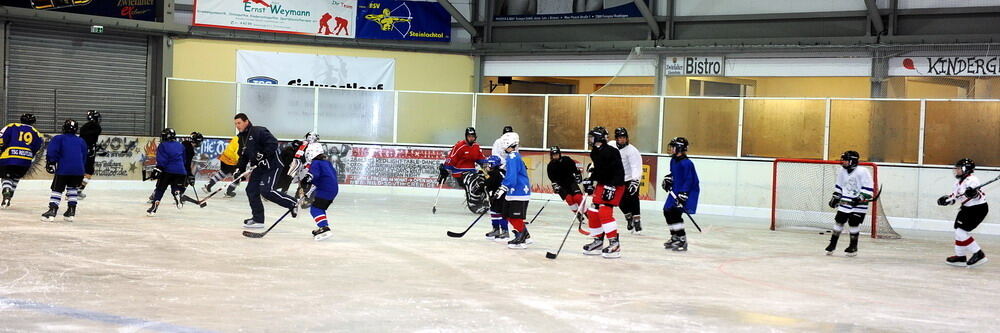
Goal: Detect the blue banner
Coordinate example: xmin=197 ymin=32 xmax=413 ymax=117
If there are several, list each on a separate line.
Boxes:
xmin=355 ymin=0 xmax=451 ymax=42
xmin=1 ymin=0 xmax=157 ymax=21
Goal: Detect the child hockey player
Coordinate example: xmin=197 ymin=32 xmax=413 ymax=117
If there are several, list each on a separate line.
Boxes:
xmin=276 ymin=139 xmax=302 ymax=194
xmin=582 ymin=126 xmax=625 ymax=258
xmin=824 ymin=150 xmax=873 ymax=257
xmin=301 ymin=144 xmax=338 ymax=241
xmin=146 ymin=128 xmax=190 ymax=216
xmin=490 ymin=125 xmax=515 ymax=169
xmin=614 ymin=128 xmax=644 ymax=234
xmin=662 ymin=137 xmax=700 ymax=252
xmin=494 ymin=132 xmax=532 ymax=249
xmin=0 ymin=113 xmax=43 ymax=209
xmin=78 ymin=110 xmax=104 ymax=199
xmin=203 ymin=135 xmax=242 ymax=198
xmin=546 ymin=146 xmax=585 ymax=222
xmin=183 ymin=132 xmax=204 ymax=189
xmin=41 ymin=119 xmax=88 ymax=222
xmin=939 ymin=158 xmax=989 ymax=268
xmin=439 ymin=127 xmax=488 ymax=213
xmin=483 ymin=155 xmax=509 ymax=241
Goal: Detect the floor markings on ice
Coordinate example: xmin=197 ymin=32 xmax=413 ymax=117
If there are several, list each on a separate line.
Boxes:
xmin=0 ymin=296 xmax=214 ymax=333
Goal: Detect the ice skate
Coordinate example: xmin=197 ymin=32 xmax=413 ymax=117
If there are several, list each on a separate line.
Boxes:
xmin=672 ymin=236 xmax=688 ymax=252
xmin=62 ymin=205 xmax=76 ymax=222
xmin=583 ymin=236 xmax=604 ymax=255
xmin=664 ymin=235 xmax=680 ymax=250
xmin=507 ymin=230 xmax=530 ymax=249
xmin=1 ymin=188 xmax=12 ymax=209
xmin=946 ymin=255 xmax=967 ymax=267
xmin=967 ymin=250 xmax=988 ymax=268
xmin=493 ymin=230 xmax=510 ymax=242
xmin=40 ymin=204 xmax=58 ymax=222
xmin=485 ymin=225 xmax=501 ymax=240
xmin=243 ymin=218 xmax=264 ymax=228
xmin=601 ymin=236 xmax=621 ymax=259
xmin=312 ymin=226 xmax=332 ymax=241
xmin=632 ymin=217 xmax=643 ymax=235
xmin=146 ymin=201 xmax=159 ymax=217
xmin=825 ymin=235 xmax=839 ymax=255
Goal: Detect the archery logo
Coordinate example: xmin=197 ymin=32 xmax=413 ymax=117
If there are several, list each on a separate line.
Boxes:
xmin=363 ymin=2 xmax=413 ymax=37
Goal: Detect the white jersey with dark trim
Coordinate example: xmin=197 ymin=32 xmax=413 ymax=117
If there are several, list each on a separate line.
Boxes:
xmin=834 ymin=167 xmax=874 ymax=214
xmin=612 ymin=143 xmax=643 ymax=182
xmin=951 ymin=174 xmax=987 ymax=207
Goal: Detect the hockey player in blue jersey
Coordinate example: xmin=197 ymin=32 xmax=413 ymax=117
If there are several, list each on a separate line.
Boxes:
xmin=493 ymin=132 xmax=533 ymax=249
xmin=145 ymin=128 xmax=190 ymax=217
xmin=661 ymin=137 xmax=700 ymax=252
xmin=41 ymin=119 xmax=89 ymax=222
xmin=301 ymin=144 xmax=338 ymax=241
xmin=0 ymin=113 xmax=44 ymax=209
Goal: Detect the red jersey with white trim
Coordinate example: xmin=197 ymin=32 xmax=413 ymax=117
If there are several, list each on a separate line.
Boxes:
xmin=444 ymin=140 xmax=486 ymax=175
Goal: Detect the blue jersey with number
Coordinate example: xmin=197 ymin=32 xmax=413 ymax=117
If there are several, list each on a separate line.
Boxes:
xmin=0 ymin=123 xmax=44 ymax=167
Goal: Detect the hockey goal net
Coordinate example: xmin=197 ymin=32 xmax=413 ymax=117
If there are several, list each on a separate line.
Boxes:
xmin=771 ymin=159 xmax=900 ymax=239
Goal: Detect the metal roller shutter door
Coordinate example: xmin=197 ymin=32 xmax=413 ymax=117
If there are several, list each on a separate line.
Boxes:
xmin=6 ymin=23 xmax=150 ymax=135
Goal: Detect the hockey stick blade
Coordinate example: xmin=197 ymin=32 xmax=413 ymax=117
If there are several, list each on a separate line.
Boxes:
xmin=446 ymin=210 xmax=489 ymax=238
xmin=242 ymin=210 xmax=292 ymax=239
xmin=545 ymin=251 xmax=558 ymax=259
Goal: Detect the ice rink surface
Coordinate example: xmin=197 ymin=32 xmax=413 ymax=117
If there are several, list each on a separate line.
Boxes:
xmin=2 ymin=183 xmax=999 ymax=332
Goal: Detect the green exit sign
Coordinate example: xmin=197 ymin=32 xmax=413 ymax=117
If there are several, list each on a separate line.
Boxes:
xmin=90 ymin=25 xmax=103 ymax=33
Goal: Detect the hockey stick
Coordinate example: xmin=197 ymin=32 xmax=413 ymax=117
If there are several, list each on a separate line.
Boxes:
xmin=432 ymin=179 xmax=444 ymax=214
xmin=181 ymin=195 xmax=207 ymax=208
xmin=546 ymin=196 xmax=590 ymax=260
xmin=199 ymin=167 xmax=255 ymax=205
xmin=526 ymin=199 xmax=551 ymax=224
xmin=953 ymin=173 xmax=1000 ymax=200
xmin=446 ymin=209 xmax=490 ymax=238
xmin=242 ymin=210 xmax=292 ymax=238
xmin=668 ymin=191 xmax=702 ymax=233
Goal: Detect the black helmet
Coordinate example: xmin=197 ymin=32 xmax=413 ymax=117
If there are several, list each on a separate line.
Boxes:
xmin=502 ymin=125 xmax=514 ymax=134
xmin=614 ymin=127 xmax=629 ymax=138
xmin=190 ymin=132 xmax=204 ymax=145
xmin=464 ymin=127 xmax=477 ymax=144
xmin=161 ymin=128 xmax=177 ymax=142
xmin=840 ymin=150 xmax=860 ymax=170
xmin=668 ymin=137 xmax=689 ymax=153
xmin=62 ymin=119 xmax=79 ymax=134
xmin=87 ymin=110 xmax=101 ymax=123
xmin=955 ymin=158 xmax=975 ymax=179
xmin=588 ymin=126 xmax=609 ymax=146
xmin=549 ymin=146 xmax=561 ymax=156
xmin=19 ymin=113 xmax=36 ymax=125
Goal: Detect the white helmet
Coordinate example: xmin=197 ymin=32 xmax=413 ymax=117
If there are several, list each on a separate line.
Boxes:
xmin=304 ymin=131 xmax=319 ymax=143
xmin=304 ymin=144 xmax=325 ymax=161
xmin=497 ymin=132 xmax=519 ymax=152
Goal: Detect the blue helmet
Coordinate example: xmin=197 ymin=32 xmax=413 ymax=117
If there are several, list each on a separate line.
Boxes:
xmin=484 ymin=155 xmax=502 ymax=168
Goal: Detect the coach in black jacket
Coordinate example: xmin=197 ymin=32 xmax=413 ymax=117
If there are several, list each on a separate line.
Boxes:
xmin=234 ymin=113 xmax=298 ymax=227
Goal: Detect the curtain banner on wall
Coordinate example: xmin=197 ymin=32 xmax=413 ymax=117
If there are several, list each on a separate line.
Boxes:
xmin=0 ymin=0 xmax=157 ymax=21
xmin=494 ymin=0 xmax=647 ymax=21
xmin=236 ymin=50 xmax=395 ymax=89
xmin=193 ymin=0 xmax=450 ymax=42
xmin=889 ymin=56 xmax=1000 ymax=76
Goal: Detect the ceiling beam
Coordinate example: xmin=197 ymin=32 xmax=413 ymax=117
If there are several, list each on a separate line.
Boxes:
xmin=633 ymin=0 xmax=661 ymax=39
xmin=437 ymin=0 xmax=478 ymax=38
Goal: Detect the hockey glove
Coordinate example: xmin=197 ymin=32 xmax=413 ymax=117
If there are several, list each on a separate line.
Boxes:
xmin=676 ymin=192 xmax=689 ymax=206
xmin=661 ymin=174 xmax=673 ymax=192
xmin=582 ymin=180 xmax=595 ymax=195
xmin=96 ymin=145 xmax=109 ymax=157
xmin=254 ymin=153 xmax=270 ymax=169
xmin=186 ymin=175 xmax=196 ymax=187
xmin=574 ymin=172 xmax=583 ymax=184
xmin=45 ymin=161 xmax=57 ymax=174
xmin=601 ymin=185 xmax=617 ymax=202
xmin=937 ymin=195 xmax=954 ymax=206
xmin=965 ymin=187 xmax=981 ymax=199
xmin=495 ymin=185 xmax=508 ymax=199
xmin=828 ymin=193 xmax=842 ymax=209
xmin=148 ymin=167 xmax=162 ymax=180
xmin=87 ymin=146 xmax=97 ymax=158
xmin=437 ymin=164 xmax=449 ymax=184
xmin=551 ymin=183 xmax=562 ymax=195
xmin=627 ymin=180 xmax=640 ymax=196
xmin=850 ymin=197 xmax=863 ymax=207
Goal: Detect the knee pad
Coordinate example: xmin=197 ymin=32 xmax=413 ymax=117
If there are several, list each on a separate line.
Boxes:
xmin=312 ymin=197 xmax=332 ymax=210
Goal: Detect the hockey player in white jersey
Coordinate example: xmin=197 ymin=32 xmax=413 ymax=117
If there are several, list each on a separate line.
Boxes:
xmin=938 ymin=158 xmax=989 ymax=268
xmin=825 ymin=151 xmax=874 ymax=257
xmin=613 ymin=127 xmax=644 ymax=234
xmin=491 ymin=125 xmax=515 ymax=169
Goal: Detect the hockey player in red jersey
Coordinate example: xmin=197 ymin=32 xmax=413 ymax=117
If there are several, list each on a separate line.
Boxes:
xmin=581 ymin=127 xmax=626 ymax=259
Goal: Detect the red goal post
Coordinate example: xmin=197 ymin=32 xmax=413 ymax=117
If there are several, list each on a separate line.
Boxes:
xmin=770 ymin=158 xmax=898 ymax=239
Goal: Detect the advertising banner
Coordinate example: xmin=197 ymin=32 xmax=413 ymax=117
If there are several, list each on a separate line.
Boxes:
xmin=356 ymin=0 xmax=451 ymax=42
xmin=889 ymin=56 xmax=1000 ymax=76
xmin=1 ymin=0 xmax=157 ymax=21
xmin=494 ymin=0 xmax=647 ymax=21
xmin=193 ymin=0 xmax=357 ymax=38
xmin=236 ymin=50 xmax=395 ymax=90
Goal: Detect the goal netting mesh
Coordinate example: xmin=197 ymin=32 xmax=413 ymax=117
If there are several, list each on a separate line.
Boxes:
xmin=771 ymin=159 xmax=900 ymax=239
